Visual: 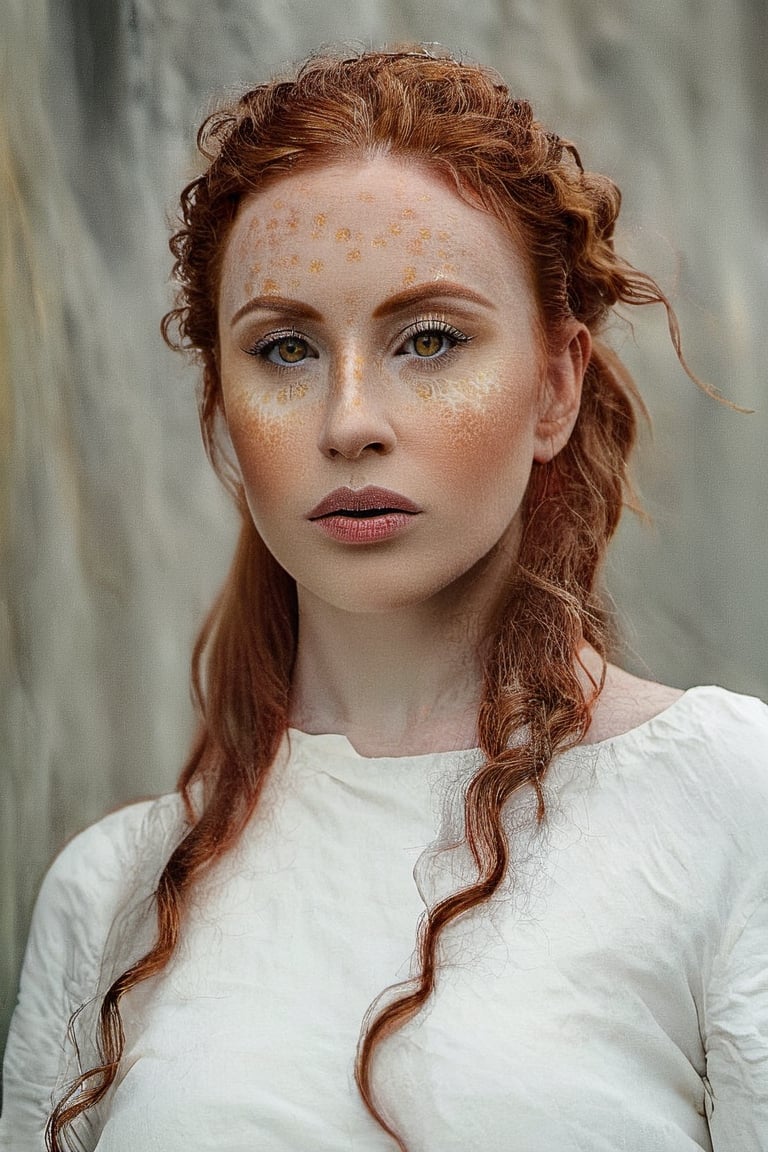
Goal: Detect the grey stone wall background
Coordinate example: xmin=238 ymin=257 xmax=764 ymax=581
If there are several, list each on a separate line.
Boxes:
xmin=1 ymin=0 xmax=766 ymax=1067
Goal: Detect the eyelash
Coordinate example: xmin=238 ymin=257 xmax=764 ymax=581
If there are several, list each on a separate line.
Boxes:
xmin=244 ymin=328 xmax=315 ymax=371
xmin=395 ymin=317 xmax=472 ymax=367
xmin=243 ymin=317 xmax=473 ymax=372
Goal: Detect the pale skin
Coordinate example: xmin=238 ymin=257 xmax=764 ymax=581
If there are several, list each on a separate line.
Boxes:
xmin=217 ymin=156 xmax=681 ymax=757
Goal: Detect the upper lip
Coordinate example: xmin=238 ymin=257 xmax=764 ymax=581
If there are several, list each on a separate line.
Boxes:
xmin=307 ymin=486 xmax=421 ymax=519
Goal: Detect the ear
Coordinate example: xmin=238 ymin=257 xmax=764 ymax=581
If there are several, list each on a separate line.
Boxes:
xmin=533 ymin=322 xmax=591 ymax=463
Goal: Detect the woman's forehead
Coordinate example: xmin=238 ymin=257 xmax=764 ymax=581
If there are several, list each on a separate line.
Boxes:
xmin=218 ymin=156 xmax=533 ymax=319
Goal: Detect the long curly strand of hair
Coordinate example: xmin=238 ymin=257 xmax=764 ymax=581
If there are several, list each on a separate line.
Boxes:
xmin=48 ymin=48 xmax=704 ymax=1151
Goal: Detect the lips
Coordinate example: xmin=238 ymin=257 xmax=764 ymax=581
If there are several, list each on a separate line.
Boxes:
xmin=307 ymin=485 xmax=421 ymax=519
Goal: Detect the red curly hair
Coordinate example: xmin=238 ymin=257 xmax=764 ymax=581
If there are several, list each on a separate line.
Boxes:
xmin=49 ymin=47 xmax=696 ymax=1151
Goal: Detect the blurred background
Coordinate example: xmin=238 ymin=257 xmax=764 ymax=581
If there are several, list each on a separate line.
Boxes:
xmin=1 ymin=0 xmax=766 ymax=1068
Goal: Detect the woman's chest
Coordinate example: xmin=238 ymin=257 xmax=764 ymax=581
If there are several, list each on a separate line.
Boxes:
xmin=93 ymin=823 xmax=712 ymax=1152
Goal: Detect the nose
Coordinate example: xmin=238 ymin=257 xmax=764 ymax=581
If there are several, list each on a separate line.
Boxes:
xmin=318 ymin=351 xmax=397 ymax=460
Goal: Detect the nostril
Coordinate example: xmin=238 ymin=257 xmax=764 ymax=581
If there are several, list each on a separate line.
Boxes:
xmin=327 ymin=441 xmax=388 ymax=459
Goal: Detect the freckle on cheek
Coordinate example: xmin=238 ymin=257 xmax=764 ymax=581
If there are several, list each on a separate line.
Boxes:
xmin=402 ymin=266 xmax=416 ymax=286
xmin=388 ymin=222 xmax=402 ymax=237
xmin=371 ymin=236 xmax=387 ymax=248
xmin=261 ymin=278 xmax=280 ymax=294
xmin=401 ymin=208 xmax=415 ymax=220
xmin=437 ymin=405 xmax=487 ymax=445
xmin=346 ymin=248 xmax=361 ymax=262
xmin=275 ymin=382 xmax=309 ymax=404
xmin=309 ymin=259 xmax=324 ymax=273
xmin=335 ymin=227 xmax=351 ymax=241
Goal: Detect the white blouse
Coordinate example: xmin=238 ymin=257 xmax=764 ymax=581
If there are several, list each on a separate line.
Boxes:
xmin=2 ymin=685 xmax=768 ymax=1151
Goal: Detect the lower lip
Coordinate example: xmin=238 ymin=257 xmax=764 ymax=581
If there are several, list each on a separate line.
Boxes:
xmin=312 ymin=512 xmax=417 ymax=543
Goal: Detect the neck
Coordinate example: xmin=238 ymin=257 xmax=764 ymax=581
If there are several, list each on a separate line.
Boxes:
xmin=288 ymin=589 xmax=491 ymax=758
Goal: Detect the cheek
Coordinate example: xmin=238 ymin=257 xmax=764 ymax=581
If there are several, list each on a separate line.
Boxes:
xmin=409 ymin=366 xmax=541 ymax=455
xmin=225 ymin=398 xmax=307 ymax=502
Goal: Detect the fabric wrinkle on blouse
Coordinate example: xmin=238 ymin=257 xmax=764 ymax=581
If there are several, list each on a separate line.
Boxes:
xmin=1 ymin=684 xmax=767 ymax=1151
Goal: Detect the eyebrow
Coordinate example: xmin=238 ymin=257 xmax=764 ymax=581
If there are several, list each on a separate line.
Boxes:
xmin=229 ymin=296 xmax=323 ymax=327
xmin=372 ymin=282 xmax=495 ymax=318
xmin=228 ymin=281 xmax=495 ymax=329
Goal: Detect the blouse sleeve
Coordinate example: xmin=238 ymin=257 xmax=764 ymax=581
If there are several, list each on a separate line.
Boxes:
xmin=705 ymin=879 xmax=768 ymax=1150
xmin=701 ymin=690 xmax=768 ymax=1150
xmin=0 ymin=798 xmax=179 ymax=1151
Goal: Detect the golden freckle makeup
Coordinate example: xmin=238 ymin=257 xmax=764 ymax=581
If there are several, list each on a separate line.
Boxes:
xmin=215 ymin=155 xmax=548 ymax=627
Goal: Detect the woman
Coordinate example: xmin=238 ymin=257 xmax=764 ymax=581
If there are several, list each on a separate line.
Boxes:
xmin=2 ymin=47 xmax=766 ymax=1152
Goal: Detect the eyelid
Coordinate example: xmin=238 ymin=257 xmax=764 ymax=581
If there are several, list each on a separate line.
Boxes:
xmin=395 ymin=316 xmax=472 ymax=353
xmin=244 ymin=327 xmax=318 ymax=360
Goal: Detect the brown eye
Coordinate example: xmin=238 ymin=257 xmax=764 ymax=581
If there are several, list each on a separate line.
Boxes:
xmin=413 ymin=332 xmax=445 ymax=358
xmin=397 ymin=322 xmax=469 ymax=361
xmin=273 ymin=336 xmax=309 ymax=364
xmin=246 ymin=329 xmax=318 ymax=366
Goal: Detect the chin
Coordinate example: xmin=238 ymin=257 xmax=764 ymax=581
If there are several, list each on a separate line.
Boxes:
xmin=304 ymin=582 xmax=437 ymax=615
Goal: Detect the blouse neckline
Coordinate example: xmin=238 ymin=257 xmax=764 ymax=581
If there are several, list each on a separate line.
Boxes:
xmin=286 ymin=684 xmax=714 ymax=765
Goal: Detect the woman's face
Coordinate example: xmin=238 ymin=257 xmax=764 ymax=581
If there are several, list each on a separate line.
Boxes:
xmin=217 ymin=156 xmax=586 ymax=615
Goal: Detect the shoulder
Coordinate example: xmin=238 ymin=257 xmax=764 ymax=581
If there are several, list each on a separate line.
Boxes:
xmin=606 ymin=683 xmax=768 ymax=888
xmin=649 ymin=682 xmax=768 ymax=769
xmin=35 ymin=792 xmax=189 ymax=975
xmin=44 ymin=791 xmax=188 ymax=902
xmin=605 ymin=680 xmax=768 ymax=795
